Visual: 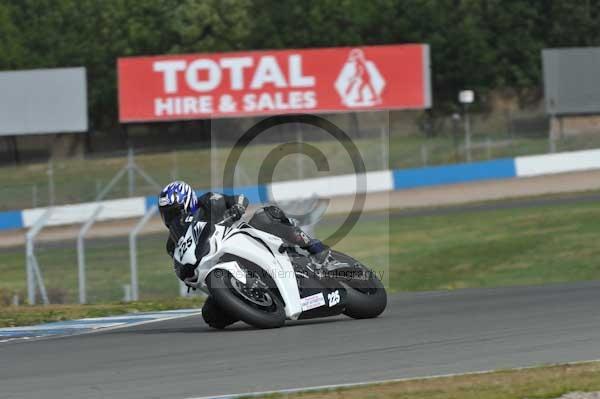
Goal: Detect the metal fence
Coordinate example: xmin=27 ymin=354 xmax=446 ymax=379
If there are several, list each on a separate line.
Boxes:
xmin=21 ymin=198 xmax=331 ymax=305
xmin=22 ymin=209 xmax=182 ymax=305
xmin=15 ymin=133 xmax=550 ymax=206
xmin=5 ymin=107 xmax=599 ymax=212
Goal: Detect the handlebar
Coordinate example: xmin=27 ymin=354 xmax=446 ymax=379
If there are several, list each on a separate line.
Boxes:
xmin=218 ymin=214 xmax=239 ymax=226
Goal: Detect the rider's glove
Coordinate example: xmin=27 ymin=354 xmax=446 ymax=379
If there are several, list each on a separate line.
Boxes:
xmin=224 ymin=203 xmax=245 ymax=222
xmin=278 ymin=243 xmax=309 ymax=257
xmin=278 ymin=243 xmax=296 ymax=254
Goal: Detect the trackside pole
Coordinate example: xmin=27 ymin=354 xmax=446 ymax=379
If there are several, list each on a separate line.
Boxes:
xmin=296 ymin=124 xmax=303 ymax=179
xmin=380 ymin=125 xmax=388 ymax=171
xmin=31 ymin=257 xmax=49 ymax=305
xmin=128 ymin=148 xmax=135 ymax=196
xmin=465 ymin=105 xmax=472 ymax=162
xmin=211 ymin=131 xmax=219 ymax=190
xmin=179 ymin=281 xmax=188 ymax=297
xmin=129 ymin=206 xmax=159 ymax=301
xmin=25 ymin=208 xmax=53 ymax=305
xmin=77 ymin=205 xmax=103 ymax=304
xmin=95 ymin=148 xmax=161 ymax=202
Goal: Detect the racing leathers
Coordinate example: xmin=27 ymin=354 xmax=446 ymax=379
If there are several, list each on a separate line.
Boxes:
xmin=165 ymin=192 xmax=327 ymax=284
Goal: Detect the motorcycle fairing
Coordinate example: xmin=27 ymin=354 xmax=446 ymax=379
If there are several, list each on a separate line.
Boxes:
xmin=195 ymin=223 xmax=305 ymax=320
xmin=174 ymin=219 xmax=348 ymax=321
xmin=291 ymin=256 xmax=347 ymax=319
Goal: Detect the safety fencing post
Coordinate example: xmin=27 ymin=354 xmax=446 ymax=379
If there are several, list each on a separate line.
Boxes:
xmin=129 ymin=206 xmax=159 ymax=301
xmin=95 ymin=148 xmax=161 ymax=202
xmin=76 ymin=205 xmax=103 ymax=304
xmin=179 ymin=281 xmax=189 ymax=298
xmin=25 ymin=208 xmax=53 ymax=305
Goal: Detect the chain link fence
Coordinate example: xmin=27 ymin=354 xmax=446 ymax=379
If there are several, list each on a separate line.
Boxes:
xmin=4 ymin=108 xmax=599 ymax=212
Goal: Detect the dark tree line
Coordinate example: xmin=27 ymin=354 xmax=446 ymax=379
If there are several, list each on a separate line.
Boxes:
xmin=1 ymin=0 xmax=600 ymax=130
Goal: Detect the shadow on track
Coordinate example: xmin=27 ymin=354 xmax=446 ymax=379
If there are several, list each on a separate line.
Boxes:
xmin=104 ymin=315 xmax=355 ymax=335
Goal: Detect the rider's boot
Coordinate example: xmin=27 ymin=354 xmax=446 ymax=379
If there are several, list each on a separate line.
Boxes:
xmin=306 ymin=239 xmax=333 ymax=271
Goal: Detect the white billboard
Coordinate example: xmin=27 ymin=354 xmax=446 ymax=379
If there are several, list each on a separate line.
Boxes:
xmin=0 ymin=67 xmax=88 ymax=136
xmin=543 ymin=47 xmax=600 ymax=115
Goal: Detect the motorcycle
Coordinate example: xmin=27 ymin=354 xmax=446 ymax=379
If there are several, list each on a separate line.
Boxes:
xmin=173 ymin=212 xmax=387 ymax=329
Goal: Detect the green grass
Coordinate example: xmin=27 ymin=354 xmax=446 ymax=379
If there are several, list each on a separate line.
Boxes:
xmin=320 ymin=199 xmax=600 ymax=292
xmin=255 ymin=361 xmax=600 ymax=399
xmin=0 ymin=298 xmax=203 ymax=328
xmin=0 ymin=233 xmax=178 ymax=304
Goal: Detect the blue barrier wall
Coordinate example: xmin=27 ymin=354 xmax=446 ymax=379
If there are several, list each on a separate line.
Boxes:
xmin=145 ymin=195 xmax=159 ymax=211
xmin=0 ymin=159 xmax=521 ymax=231
xmin=5 ymin=149 xmax=596 ymax=232
xmin=393 ymin=158 xmax=516 ymax=190
xmin=0 ymin=211 xmax=23 ymax=230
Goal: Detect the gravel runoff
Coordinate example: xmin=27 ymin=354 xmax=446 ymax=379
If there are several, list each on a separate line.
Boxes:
xmin=552 ymin=393 xmax=600 ymax=399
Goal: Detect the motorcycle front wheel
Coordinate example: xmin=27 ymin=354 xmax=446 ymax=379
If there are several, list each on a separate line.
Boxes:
xmin=207 ymin=268 xmax=286 ymax=329
xmin=202 ymin=295 xmax=239 ymax=329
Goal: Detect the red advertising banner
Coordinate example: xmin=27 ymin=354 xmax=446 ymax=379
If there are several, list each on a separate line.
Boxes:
xmin=118 ymin=44 xmax=430 ymax=122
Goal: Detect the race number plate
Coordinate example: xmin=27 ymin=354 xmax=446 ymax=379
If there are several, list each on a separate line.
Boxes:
xmin=300 ymin=293 xmax=326 ymax=311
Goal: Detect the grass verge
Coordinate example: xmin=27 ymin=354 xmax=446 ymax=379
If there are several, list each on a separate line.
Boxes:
xmin=321 ymin=198 xmax=600 ymax=292
xmin=257 ymin=361 xmax=600 ymax=399
xmin=3 ymin=196 xmax=600 ymax=303
xmin=0 ymin=297 xmax=203 ymax=328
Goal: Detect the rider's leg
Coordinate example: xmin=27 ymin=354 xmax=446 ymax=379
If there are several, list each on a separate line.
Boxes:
xmin=248 ymin=206 xmax=328 ymax=255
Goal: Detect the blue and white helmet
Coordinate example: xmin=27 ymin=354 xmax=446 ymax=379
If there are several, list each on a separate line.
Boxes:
xmin=158 ymin=181 xmax=198 ymax=226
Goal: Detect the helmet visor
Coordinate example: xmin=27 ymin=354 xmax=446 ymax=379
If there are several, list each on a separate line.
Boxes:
xmin=160 ymin=202 xmax=184 ymax=228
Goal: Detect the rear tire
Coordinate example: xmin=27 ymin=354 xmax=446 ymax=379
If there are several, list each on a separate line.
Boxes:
xmin=329 ymin=251 xmax=387 ymax=319
xmin=207 ymin=270 xmax=285 ymax=329
xmin=342 ymin=277 xmax=387 ymax=319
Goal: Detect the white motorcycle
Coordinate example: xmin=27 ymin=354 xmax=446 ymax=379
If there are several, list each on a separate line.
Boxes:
xmin=173 ymin=211 xmax=387 ymax=329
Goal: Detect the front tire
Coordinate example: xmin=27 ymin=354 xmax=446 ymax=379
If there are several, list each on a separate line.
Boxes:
xmin=207 ymin=269 xmax=285 ymax=329
xmin=202 ymin=295 xmax=239 ymax=329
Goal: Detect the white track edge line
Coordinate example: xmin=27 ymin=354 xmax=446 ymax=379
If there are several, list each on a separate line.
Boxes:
xmin=186 ymin=358 xmax=600 ymax=399
xmin=80 ymin=310 xmax=203 ymax=335
xmin=0 ymin=310 xmax=202 ymax=345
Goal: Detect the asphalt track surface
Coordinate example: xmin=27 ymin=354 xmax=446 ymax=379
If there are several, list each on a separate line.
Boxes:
xmin=3 ymin=281 xmax=600 ymax=399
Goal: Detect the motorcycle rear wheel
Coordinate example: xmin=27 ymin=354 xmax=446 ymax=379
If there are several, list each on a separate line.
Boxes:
xmin=330 ymin=251 xmax=387 ymax=319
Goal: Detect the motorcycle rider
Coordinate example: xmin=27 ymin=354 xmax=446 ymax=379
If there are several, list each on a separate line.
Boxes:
xmin=158 ymin=180 xmax=329 ymax=285
xmin=158 ymin=180 xmax=330 ymax=329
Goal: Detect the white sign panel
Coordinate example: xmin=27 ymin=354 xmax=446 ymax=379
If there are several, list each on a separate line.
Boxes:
xmin=459 ymin=90 xmax=474 ymax=104
xmin=0 ymin=67 xmax=88 ymax=136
